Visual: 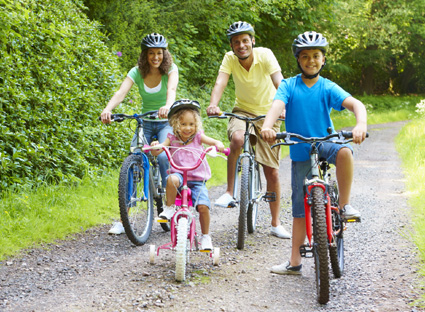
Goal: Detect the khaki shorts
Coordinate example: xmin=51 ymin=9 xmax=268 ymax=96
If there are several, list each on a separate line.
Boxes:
xmin=227 ymin=107 xmax=281 ymax=169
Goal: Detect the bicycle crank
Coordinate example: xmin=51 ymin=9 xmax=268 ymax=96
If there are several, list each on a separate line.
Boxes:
xmin=262 ymin=191 xmax=276 ymax=202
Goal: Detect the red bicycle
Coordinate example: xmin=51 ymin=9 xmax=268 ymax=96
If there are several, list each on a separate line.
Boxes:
xmin=272 ymin=129 xmax=367 ymax=304
xmin=143 ymin=144 xmax=229 ymax=282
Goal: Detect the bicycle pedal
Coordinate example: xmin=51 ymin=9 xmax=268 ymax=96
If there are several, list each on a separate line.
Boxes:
xmin=155 ymin=217 xmax=169 ymax=223
xmin=227 ymin=201 xmax=237 ymax=208
xmin=263 ymin=191 xmax=276 ymax=202
xmin=345 ymin=216 xmax=361 ymax=223
xmin=199 ymin=249 xmax=212 ymax=253
xmin=300 ymin=245 xmax=314 ymax=258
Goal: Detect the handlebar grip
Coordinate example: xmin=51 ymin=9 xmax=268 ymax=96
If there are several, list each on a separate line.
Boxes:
xmin=275 ymin=132 xmax=287 ymax=140
xmin=340 ymin=131 xmax=370 ymax=139
xmin=222 ymin=147 xmax=230 ymax=156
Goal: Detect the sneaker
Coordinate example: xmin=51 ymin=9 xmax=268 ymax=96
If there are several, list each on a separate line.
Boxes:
xmin=158 ymin=205 xmax=176 ymax=221
xmin=270 ymin=225 xmax=291 ymax=239
xmin=214 ymin=193 xmax=235 ymax=208
xmin=200 ymin=234 xmax=213 ymax=251
xmin=108 ymin=222 xmax=125 ymax=235
xmin=341 ymin=204 xmax=361 ymax=220
xmin=271 ymin=261 xmax=302 ymax=275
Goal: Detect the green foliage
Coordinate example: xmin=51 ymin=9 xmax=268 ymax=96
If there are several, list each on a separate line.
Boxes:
xmin=395 ymin=115 xmax=425 ymax=306
xmin=0 ymin=0 xmax=128 ymax=191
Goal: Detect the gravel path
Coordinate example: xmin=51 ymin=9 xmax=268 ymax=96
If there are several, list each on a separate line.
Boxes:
xmin=0 ymin=121 xmax=423 ymax=312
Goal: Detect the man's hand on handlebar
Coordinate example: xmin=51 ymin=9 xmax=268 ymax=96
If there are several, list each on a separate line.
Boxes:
xmin=206 ymin=105 xmax=221 ymax=116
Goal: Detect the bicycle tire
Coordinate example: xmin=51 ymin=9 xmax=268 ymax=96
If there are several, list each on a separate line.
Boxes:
xmin=311 ymin=186 xmax=330 ymax=304
xmin=175 ymin=217 xmax=188 ymax=282
xmin=237 ymin=157 xmax=250 ymax=250
xmin=118 ymin=154 xmax=153 ymax=246
xmin=328 ymin=180 xmax=344 ymax=278
xmin=247 ymin=161 xmax=260 ymax=233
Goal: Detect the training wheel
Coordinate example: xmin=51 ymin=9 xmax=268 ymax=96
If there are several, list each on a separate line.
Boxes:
xmin=149 ymin=244 xmax=156 ymax=264
xmin=212 ymin=247 xmax=220 ymax=266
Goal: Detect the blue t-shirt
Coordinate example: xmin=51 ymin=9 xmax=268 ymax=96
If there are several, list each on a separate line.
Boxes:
xmin=274 ymin=74 xmax=350 ymax=161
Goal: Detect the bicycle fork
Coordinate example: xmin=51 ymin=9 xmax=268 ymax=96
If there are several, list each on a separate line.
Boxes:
xmin=300 ymin=178 xmax=333 ymax=259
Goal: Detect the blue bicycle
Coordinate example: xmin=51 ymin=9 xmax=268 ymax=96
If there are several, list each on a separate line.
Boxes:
xmin=109 ymin=111 xmax=170 ymax=245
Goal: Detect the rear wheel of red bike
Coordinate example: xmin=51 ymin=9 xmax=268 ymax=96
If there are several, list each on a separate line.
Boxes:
xmin=119 ymin=154 xmax=153 ymax=246
xmin=237 ymin=157 xmax=250 ymax=250
xmin=312 ymin=186 xmax=330 ymax=304
xmin=328 ymin=180 xmax=344 ymax=278
xmin=175 ymin=217 xmax=188 ymax=282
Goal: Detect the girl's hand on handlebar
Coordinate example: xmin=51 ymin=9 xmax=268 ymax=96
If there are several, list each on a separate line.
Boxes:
xmin=158 ymin=106 xmax=169 ymax=119
xmin=100 ymin=109 xmax=112 ymax=124
xmin=260 ymin=128 xmax=277 ymax=143
xmin=214 ymin=140 xmax=225 ymax=153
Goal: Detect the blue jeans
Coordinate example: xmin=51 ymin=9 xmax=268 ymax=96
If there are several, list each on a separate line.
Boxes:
xmin=131 ymin=120 xmax=172 ymax=187
xmin=169 ymin=173 xmax=211 ymax=210
xmin=291 ymin=142 xmax=353 ymax=218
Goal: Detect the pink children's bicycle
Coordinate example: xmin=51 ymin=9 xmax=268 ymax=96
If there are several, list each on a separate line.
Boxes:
xmin=143 ymin=144 xmax=229 ymax=282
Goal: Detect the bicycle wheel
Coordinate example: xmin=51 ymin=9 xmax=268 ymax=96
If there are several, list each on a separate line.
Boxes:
xmin=311 ymin=186 xmax=330 ymax=304
xmin=175 ymin=217 xmax=188 ymax=282
xmin=328 ymin=180 xmax=344 ymax=278
xmin=118 ymin=154 xmax=153 ymax=246
xmin=247 ymin=161 xmax=261 ymax=234
xmin=237 ymin=157 xmax=250 ymax=250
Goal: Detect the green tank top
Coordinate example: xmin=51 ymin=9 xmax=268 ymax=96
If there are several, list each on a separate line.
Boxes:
xmin=127 ymin=63 xmax=178 ymax=114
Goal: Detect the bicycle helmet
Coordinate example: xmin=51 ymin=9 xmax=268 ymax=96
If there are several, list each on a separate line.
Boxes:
xmin=168 ymin=99 xmax=201 ymax=119
xmin=226 ymin=21 xmax=255 ymax=41
xmin=141 ymin=33 xmax=168 ymax=50
xmin=292 ymin=31 xmax=328 ymax=57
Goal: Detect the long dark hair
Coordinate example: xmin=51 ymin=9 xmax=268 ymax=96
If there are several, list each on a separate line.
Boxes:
xmin=137 ymin=49 xmax=173 ymax=78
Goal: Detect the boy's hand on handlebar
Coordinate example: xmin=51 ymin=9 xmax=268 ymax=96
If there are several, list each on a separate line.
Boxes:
xmin=158 ymin=106 xmax=169 ymax=119
xmin=351 ymin=123 xmax=368 ymax=144
xmin=100 ymin=109 xmax=112 ymax=124
xmin=260 ymin=128 xmax=277 ymax=144
xmin=206 ymin=105 xmax=221 ymax=116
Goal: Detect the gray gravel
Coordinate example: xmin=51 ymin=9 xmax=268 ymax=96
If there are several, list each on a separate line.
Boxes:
xmin=1 ymin=121 xmax=423 ymax=312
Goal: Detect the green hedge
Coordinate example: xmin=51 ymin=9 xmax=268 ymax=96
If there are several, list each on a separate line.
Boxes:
xmin=0 ymin=0 xmax=129 ymax=191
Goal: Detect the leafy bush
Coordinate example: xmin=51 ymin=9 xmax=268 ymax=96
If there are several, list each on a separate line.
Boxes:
xmin=0 ymin=0 xmax=129 ymax=191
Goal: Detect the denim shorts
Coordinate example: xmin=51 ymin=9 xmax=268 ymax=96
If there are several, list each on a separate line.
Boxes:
xmin=291 ymin=142 xmax=353 ymax=218
xmin=169 ymin=173 xmax=211 ymax=210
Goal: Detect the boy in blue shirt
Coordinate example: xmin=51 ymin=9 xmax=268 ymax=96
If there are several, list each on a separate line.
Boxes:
xmin=261 ymin=31 xmax=367 ymax=274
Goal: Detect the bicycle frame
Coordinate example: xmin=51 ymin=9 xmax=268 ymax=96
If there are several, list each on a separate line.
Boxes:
xmin=144 ymin=145 xmax=220 ymax=254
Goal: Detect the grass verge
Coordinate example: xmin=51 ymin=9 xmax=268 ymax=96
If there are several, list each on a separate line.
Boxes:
xmin=395 ymin=117 xmax=425 ymax=307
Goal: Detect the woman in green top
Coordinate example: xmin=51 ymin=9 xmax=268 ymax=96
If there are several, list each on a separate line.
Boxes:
xmin=100 ymin=33 xmax=179 ymax=235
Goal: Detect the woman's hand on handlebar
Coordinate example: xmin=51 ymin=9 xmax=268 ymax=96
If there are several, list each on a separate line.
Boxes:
xmin=260 ymin=128 xmax=277 ymax=144
xmin=158 ymin=106 xmax=170 ymax=119
xmin=100 ymin=109 xmax=112 ymax=124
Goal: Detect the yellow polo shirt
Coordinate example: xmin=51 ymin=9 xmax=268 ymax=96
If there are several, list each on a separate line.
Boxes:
xmin=219 ymin=47 xmax=281 ymax=115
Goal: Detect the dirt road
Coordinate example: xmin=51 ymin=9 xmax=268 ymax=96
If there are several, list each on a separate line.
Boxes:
xmin=0 ymin=121 xmax=423 ymax=312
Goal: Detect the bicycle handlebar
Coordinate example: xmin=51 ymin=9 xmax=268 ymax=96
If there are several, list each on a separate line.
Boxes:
xmin=272 ymin=130 xmax=369 ymax=148
xmin=142 ymin=145 xmax=230 ymax=171
xmin=98 ymin=111 xmax=159 ymax=122
xmin=208 ymin=112 xmax=266 ymax=122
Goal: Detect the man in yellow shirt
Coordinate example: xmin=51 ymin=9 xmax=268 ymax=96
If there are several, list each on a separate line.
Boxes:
xmin=206 ymin=21 xmax=290 ymax=239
